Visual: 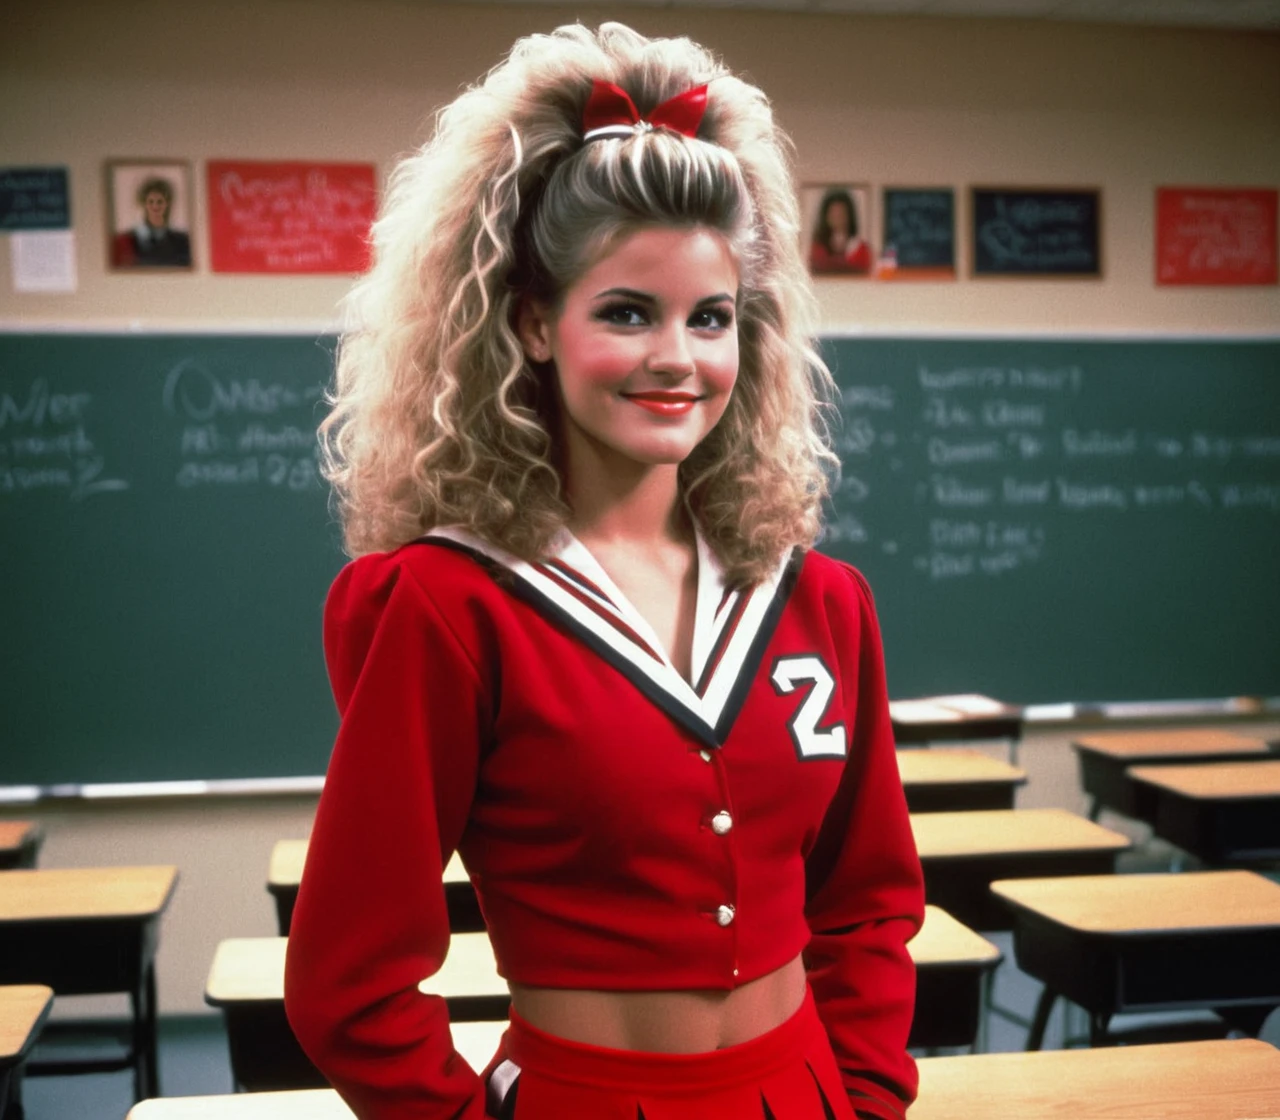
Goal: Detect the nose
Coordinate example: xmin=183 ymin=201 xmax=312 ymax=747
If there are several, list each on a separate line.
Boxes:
xmin=645 ymin=323 xmax=696 ymax=378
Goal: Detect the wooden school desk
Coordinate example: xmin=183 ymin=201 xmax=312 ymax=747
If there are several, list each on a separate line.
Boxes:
xmin=897 ymin=749 xmax=1027 ymax=813
xmin=205 ymin=933 xmax=508 ymax=1091
xmin=207 ymin=915 xmax=999 ymax=1089
xmin=0 ymin=985 xmax=53 ymax=1114
xmin=910 ymin=1038 xmax=1280 ymax=1119
xmin=1129 ymin=758 xmax=1280 ymax=865
xmin=0 ymin=823 xmax=43 ymax=871
xmin=1071 ymin=728 xmax=1275 ymax=822
xmin=0 ymin=865 xmax=177 ymax=1103
xmin=992 ymin=869 xmax=1280 ymax=1049
xmin=268 ymin=840 xmax=482 ymax=935
xmin=128 ymin=1089 xmax=354 ymax=1118
xmin=910 ymin=809 xmax=1130 ymax=930
xmin=910 ymin=905 xmax=1002 ymax=1050
xmin=890 ymin=694 xmax=1023 ymax=761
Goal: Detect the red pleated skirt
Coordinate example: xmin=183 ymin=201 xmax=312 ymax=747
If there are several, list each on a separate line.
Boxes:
xmin=482 ymin=987 xmax=854 ymax=1120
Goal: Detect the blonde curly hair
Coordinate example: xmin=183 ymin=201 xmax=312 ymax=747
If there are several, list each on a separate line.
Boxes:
xmin=322 ymin=21 xmax=838 ymax=585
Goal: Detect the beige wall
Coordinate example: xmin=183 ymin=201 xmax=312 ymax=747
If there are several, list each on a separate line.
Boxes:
xmin=3 ymin=1 xmax=1279 ymax=331
xmin=2 ymin=1 xmax=1278 ymax=1017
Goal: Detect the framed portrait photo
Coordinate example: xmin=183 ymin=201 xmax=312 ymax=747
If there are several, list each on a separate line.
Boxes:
xmin=106 ymin=159 xmax=195 ymax=271
xmin=802 ymin=183 xmax=873 ymax=277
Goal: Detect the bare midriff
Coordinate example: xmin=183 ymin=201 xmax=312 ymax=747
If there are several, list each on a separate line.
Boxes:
xmin=508 ymin=953 xmax=808 ymax=1053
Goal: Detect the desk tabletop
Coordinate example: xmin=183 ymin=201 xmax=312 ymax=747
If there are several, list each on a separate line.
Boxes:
xmin=0 ymin=822 xmax=41 ymax=855
xmin=1071 ymin=728 xmax=1272 ymax=761
xmin=911 ymin=1038 xmax=1280 ymax=1119
xmin=269 ymin=839 xmax=466 ymax=889
xmin=205 ymin=931 xmax=505 ymax=1005
xmin=910 ymin=906 xmax=1001 ymax=967
xmin=0 ymin=866 xmax=178 ymax=921
xmin=1129 ymin=758 xmax=1280 ymax=800
xmin=911 ymin=809 xmax=1131 ymax=860
xmin=991 ymin=869 xmax=1280 ymax=934
xmin=897 ymin=749 xmax=1026 ymax=788
xmin=0 ymin=984 xmax=53 ymax=1067
xmin=128 ymin=1089 xmax=354 ymax=1118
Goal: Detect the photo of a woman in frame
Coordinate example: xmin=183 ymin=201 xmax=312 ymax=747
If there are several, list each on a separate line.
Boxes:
xmin=808 ymin=186 xmax=871 ymax=275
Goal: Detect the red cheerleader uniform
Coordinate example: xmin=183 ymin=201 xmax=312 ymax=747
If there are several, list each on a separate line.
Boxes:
xmin=285 ymin=527 xmax=924 ymax=1120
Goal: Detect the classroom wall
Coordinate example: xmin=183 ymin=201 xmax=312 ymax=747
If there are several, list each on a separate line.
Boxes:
xmin=2 ymin=1 xmax=1278 ymax=1017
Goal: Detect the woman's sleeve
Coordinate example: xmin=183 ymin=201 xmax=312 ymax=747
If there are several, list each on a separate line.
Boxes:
xmin=803 ymin=566 xmax=924 ymax=1120
xmin=285 ymin=553 xmax=491 ymax=1119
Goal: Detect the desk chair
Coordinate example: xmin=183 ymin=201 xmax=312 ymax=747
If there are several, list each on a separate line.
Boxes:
xmin=205 ymin=933 xmax=508 ymax=1091
xmin=268 ymin=841 xmax=481 ymax=935
xmin=896 ymin=749 xmax=1026 ymax=813
xmin=1071 ymin=729 xmax=1274 ymax=823
xmin=0 ymin=866 xmax=177 ymax=1105
xmin=911 ymin=1038 xmax=1280 ymax=1120
xmin=890 ymin=695 xmax=1023 ymax=762
xmin=992 ymin=869 xmax=1280 ymax=1050
xmin=1129 ymin=759 xmax=1280 ymax=866
xmin=0 ymin=825 xmax=42 ymax=871
xmin=0 ymin=986 xmax=53 ymax=1120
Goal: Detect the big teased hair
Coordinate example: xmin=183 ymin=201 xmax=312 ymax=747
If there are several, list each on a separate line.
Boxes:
xmin=322 ymin=21 xmax=838 ymax=585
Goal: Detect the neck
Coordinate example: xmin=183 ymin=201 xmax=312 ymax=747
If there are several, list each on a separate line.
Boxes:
xmin=565 ymin=450 xmax=688 ymax=551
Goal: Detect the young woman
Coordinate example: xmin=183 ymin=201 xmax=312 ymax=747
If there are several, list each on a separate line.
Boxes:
xmin=285 ymin=22 xmax=923 ymax=1120
xmin=809 ymin=188 xmax=871 ymax=275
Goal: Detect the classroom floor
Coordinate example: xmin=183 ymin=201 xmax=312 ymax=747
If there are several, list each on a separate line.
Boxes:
xmin=17 ymin=926 xmax=1280 ymax=1120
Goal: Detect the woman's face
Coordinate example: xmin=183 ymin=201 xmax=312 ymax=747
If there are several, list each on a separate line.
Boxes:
xmin=824 ymin=199 xmax=849 ymax=237
xmin=518 ymin=225 xmax=740 ymax=477
xmin=143 ymin=190 xmax=169 ymax=228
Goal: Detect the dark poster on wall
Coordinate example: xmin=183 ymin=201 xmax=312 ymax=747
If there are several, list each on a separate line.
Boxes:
xmin=971 ymin=187 xmax=1101 ymax=277
xmin=881 ymin=187 xmax=955 ymax=276
xmin=0 ymin=167 xmax=70 ymax=231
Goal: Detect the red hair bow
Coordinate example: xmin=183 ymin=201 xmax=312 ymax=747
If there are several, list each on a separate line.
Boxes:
xmin=582 ymin=79 xmax=708 ymax=142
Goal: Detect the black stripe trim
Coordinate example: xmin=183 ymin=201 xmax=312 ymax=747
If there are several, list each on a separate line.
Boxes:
xmin=693 ymin=587 xmax=748 ymax=696
xmin=420 ymin=537 xmax=723 ymax=748
xmin=711 ymin=548 xmax=804 ymax=742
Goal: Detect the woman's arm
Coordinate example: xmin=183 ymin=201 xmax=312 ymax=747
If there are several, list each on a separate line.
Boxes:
xmin=285 ymin=553 xmax=491 ymax=1119
xmin=803 ymin=565 xmax=924 ymax=1120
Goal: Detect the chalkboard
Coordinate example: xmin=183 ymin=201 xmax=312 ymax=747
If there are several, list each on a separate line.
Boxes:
xmin=1 ymin=334 xmax=344 ymax=787
xmin=882 ymin=188 xmax=955 ymax=272
xmin=972 ymin=188 xmax=1101 ymax=276
xmin=818 ymin=336 xmax=1280 ymax=705
xmin=3 ymin=333 xmax=1279 ymax=788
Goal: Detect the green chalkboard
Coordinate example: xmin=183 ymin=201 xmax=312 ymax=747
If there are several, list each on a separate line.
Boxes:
xmin=818 ymin=336 xmax=1280 ymax=705
xmin=2 ymin=333 xmax=1278 ymax=788
xmin=1 ymin=334 xmax=344 ymax=788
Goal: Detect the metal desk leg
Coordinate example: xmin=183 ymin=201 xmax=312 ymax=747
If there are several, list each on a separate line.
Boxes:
xmin=129 ymin=962 xmax=161 ymax=1102
xmin=1026 ymin=987 xmax=1057 ymax=1051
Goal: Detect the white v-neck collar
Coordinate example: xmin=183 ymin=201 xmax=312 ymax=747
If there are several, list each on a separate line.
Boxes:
xmin=422 ymin=525 xmax=799 ymax=747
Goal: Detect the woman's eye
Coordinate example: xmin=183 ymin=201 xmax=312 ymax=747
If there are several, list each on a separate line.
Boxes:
xmin=596 ymin=303 xmax=648 ymax=327
xmin=691 ymin=307 xmax=734 ymax=331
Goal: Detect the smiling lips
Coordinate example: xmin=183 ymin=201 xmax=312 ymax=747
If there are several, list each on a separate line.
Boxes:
xmin=622 ymin=390 xmax=702 ymax=416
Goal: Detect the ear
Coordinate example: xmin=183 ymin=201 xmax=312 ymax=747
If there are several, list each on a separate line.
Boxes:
xmin=516 ymin=297 xmax=554 ymax=365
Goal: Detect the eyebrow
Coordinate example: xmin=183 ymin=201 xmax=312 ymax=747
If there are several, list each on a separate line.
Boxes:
xmin=592 ymin=287 xmax=736 ymax=305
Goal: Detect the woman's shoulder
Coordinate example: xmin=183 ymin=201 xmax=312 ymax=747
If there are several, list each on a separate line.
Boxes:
xmin=329 ymin=532 xmax=499 ymax=613
xmin=796 ymin=547 xmax=878 ymax=608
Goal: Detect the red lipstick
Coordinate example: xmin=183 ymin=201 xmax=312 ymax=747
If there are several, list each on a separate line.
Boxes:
xmin=623 ymin=390 xmax=700 ymax=416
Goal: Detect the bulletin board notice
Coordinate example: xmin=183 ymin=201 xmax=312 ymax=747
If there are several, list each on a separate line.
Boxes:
xmin=1156 ymin=187 xmax=1278 ymax=286
xmin=207 ymin=160 xmax=376 ymax=274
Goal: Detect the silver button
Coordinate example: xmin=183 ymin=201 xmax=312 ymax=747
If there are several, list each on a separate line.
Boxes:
xmin=699 ymin=750 xmax=713 ymax=763
xmin=711 ymin=811 xmax=733 ymax=836
xmin=716 ymin=904 xmax=736 ymax=927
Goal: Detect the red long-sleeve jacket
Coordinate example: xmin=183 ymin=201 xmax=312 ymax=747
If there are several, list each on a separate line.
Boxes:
xmin=285 ymin=528 xmax=924 ymax=1120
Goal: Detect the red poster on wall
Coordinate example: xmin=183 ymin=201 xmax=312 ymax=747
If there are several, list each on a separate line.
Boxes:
xmin=1156 ymin=187 xmax=1278 ymax=286
xmin=207 ymin=160 xmax=377 ymax=274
